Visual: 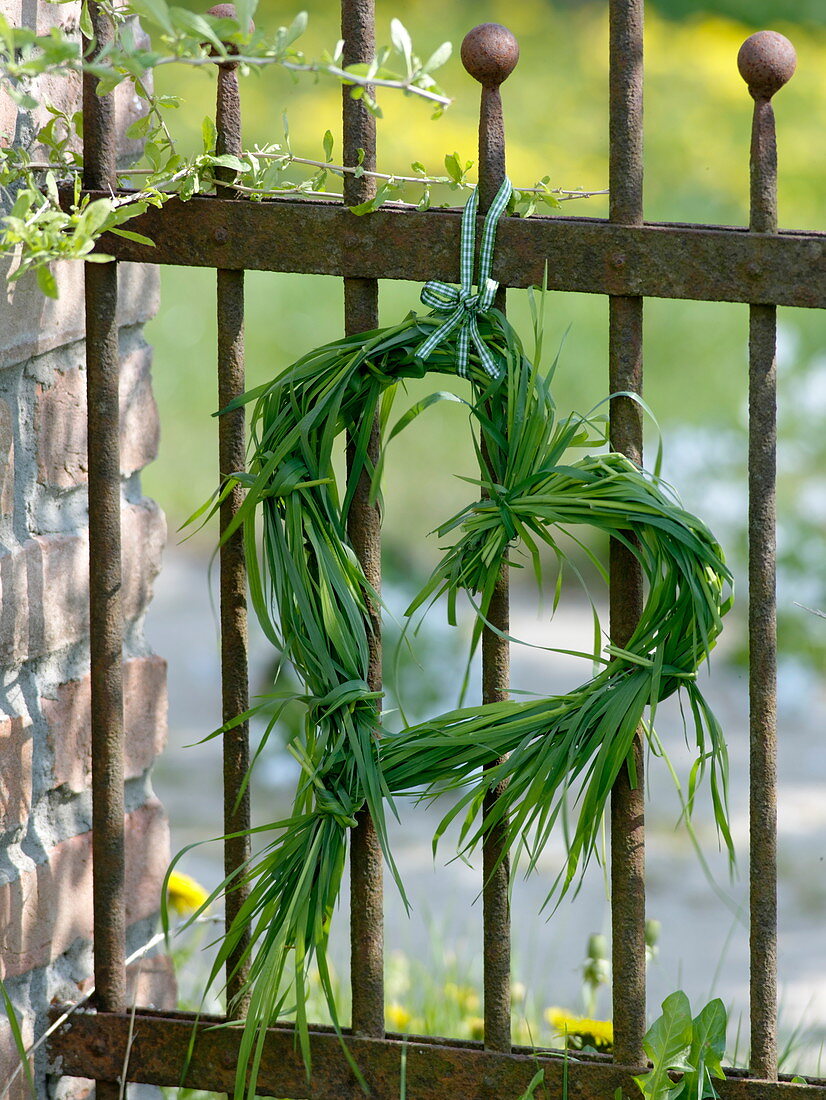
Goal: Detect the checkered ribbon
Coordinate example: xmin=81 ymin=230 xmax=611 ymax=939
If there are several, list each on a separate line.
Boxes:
xmin=416 ymin=178 xmax=513 ymax=379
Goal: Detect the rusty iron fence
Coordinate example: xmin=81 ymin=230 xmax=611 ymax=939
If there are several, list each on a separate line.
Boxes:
xmin=47 ymin=0 xmax=826 ymax=1096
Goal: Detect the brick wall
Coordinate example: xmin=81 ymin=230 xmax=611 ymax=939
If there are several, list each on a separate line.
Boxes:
xmin=1 ymin=2 xmax=175 ymax=1096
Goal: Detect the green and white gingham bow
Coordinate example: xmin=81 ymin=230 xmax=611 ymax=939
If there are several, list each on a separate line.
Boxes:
xmin=417 ymin=178 xmax=513 ymax=379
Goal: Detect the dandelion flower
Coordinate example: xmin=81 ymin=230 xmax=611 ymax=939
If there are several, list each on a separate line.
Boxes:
xmin=386 ymin=1003 xmax=412 ymax=1032
xmin=545 ymin=1007 xmax=613 ymax=1051
xmin=167 ymin=871 xmax=209 ymax=916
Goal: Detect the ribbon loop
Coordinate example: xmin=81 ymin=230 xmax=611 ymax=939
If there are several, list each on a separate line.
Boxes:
xmin=416 ymin=178 xmax=513 ymax=379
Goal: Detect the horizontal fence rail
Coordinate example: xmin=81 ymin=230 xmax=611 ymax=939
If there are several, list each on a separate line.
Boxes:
xmin=72 ymin=192 xmax=826 ymax=307
xmin=48 ymin=1008 xmax=826 ymax=1099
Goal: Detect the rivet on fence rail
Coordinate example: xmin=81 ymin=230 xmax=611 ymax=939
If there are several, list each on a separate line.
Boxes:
xmin=205 ymin=3 xmax=253 ymax=1015
xmin=462 ymin=21 xmax=518 ymax=1055
xmin=341 ymin=0 xmax=385 ymax=1041
xmin=738 ymin=28 xmax=796 ymax=1083
xmin=607 ymin=0 xmax=647 ymax=1069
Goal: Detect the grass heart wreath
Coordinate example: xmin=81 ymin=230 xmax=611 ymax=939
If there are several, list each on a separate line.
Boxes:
xmin=180 ymin=180 xmax=734 ymax=1094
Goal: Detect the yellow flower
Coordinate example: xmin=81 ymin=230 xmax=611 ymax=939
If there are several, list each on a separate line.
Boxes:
xmin=467 ymin=1016 xmax=485 ymax=1041
xmin=167 ymin=871 xmax=209 ymax=916
xmin=444 ymin=982 xmax=481 ymax=1014
xmin=386 ymin=1003 xmax=412 ymax=1032
xmin=545 ymin=1007 xmax=613 ymax=1051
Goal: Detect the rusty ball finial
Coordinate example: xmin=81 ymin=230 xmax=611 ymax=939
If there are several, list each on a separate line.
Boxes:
xmin=737 ymin=30 xmax=796 ymax=100
xmin=461 ymin=23 xmax=519 ymax=88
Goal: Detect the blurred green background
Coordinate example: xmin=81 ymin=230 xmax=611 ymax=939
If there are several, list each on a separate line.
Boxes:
xmin=141 ymin=0 xmax=826 ymax=666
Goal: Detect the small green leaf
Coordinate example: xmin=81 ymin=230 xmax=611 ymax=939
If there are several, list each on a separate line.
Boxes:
xmin=209 ymin=154 xmax=245 ymax=171
xmin=129 ymin=0 xmax=174 ymax=35
xmin=109 ymin=227 xmax=156 ymax=246
xmin=516 ymin=1068 xmax=545 ymax=1100
xmin=634 ymin=991 xmax=694 ymax=1100
xmin=75 ymin=197 xmax=114 ymax=239
xmin=7 ymin=87 xmax=39 ymax=110
xmin=683 ymin=999 xmax=727 ymax=1100
xmin=423 ymin=41 xmax=451 ymax=72
xmin=322 ymin=129 xmax=334 ymax=162
xmin=390 ymin=18 xmax=412 ymax=73
xmin=285 ymin=9 xmax=307 ymax=46
xmin=126 ymin=113 xmax=151 ymax=140
xmin=201 ymin=115 xmax=217 ymax=154
xmin=79 ymin=0 xmax=93 ymax=38
xmin=36 ymin=264 xmax=58 ymax=298
xmin=444 ymin=151 xmax=463 ymax=184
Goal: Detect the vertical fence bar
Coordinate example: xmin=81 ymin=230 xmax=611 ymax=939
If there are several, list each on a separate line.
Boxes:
xmin=737 ymin=30 xmax=796 ymax=1082
xmin=207 ymin=4 xmax=252 ymax=1016
xmin=341 ymin=0 xmax=384 ymax=1038
xmin=607 ymin=0 xmax=647 ymax=1067
xmin=461 ymin=23 xmax=519 ymax=1054
xmin=83 ymin=4 xmax=125 ymax=1097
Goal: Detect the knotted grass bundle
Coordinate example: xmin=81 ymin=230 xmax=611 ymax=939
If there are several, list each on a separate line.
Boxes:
xmin=174 ymin=186 xmax=733 ymax=1097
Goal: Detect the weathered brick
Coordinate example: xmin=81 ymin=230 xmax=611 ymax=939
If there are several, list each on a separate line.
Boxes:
xmin=0 ymin=262 xmax=160 ymax=371
xmin=127 ymin=952 xmax=178 ymax=1011
xmin=51 ymin=1076 xmax=93 ymax=1100
xmin=0 ymin=84 xmax=16 ymax=147
xmin=122 ymin=497 xmax=167 ymax=622
xmin=35 ymin=340 xmax=160 ymax=488
xmin=2 ymin=0 xmax=79 ymax=38
xmin=0 ymin=397 xmax=13 ymax=516
xmin=75 ymin=948 xmax=178 ymax=1012
xmin=43 ymin=656 xmax=168 ymax=793
xmin=0 ymin=499 xmax=166 ymax=665
xmin=124 ymin=797 xmax=171 ymax=929
xmin=0 ymin=799 xmax=170 ymax=980
xmin=0 ymin=1005 xmax=35 ymax=1100
xmin=0 ymin=714 xmax=33 ymax=832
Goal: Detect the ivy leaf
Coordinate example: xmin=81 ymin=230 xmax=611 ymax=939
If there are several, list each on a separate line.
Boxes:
xmin=682 ymin=1000 xmax=727 ymax=1100
xmin=634 ymin=991 xmax=694 ymax=1100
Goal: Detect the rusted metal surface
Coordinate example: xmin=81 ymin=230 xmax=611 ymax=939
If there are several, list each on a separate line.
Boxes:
xmin=341 ymin=0 xmax=384 ymax=1041
xmin=738 ymin=30 xmax=796 ymax=1083
xmin=208 ymin=6 xmax=253 ymax=1015
xmin=462 ymin=21 xmax=518 ymax=1055
xmin=83 ymin=8 xmax=125 ymax=1100
xmin=83 ymin=195 xmax=826 ymax=307
xmin=608 ymin=0 xmax=643 ymax=226
xmin=48 ymin=1008 xmax=826 ymax=1099
xmin=608 ymin=294 xmax=647 ymax=1071
xmin=607 ymin=0 xmax=646 ymax=1069
xmin=81 ymin=1 xmax=116 ymax=191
